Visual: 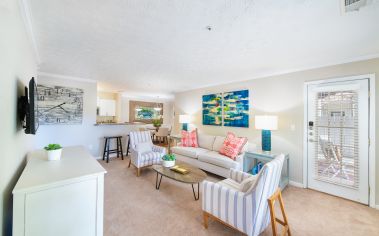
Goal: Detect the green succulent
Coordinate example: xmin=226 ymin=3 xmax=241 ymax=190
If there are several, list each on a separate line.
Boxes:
xmin=44 ymin=144 xmax=62 ymax=151
xmin=162 ymin=154 xmax=176 ymax=161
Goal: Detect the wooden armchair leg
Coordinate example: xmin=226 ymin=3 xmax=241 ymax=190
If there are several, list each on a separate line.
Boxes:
xmin=268 ymin=188 xmax=291 ymax=236
xmin=137 ymin=168 xmax=141 ymax=177
xmin=203 ymin=211 xmax=209 ymax=229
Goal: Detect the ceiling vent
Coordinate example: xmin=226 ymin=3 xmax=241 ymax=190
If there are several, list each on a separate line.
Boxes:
xmin=341 ymin=0 xmax=369 ymax=13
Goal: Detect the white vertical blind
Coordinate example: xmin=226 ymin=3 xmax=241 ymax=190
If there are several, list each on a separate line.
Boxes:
xmin=314 ymin=90 xmax=359 ymax=189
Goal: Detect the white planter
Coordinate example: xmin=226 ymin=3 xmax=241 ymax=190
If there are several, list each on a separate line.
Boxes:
xmin=162 ymin=160 xmax=175 ymax=168
xmin=47 ymin=149 xmax=62 ymax=161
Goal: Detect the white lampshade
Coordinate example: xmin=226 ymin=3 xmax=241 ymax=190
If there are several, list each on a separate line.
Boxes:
xmin=255 ymin=115 xmax=278 ymax=130
xmin=179 ymin=115 xmax=191 ymax=124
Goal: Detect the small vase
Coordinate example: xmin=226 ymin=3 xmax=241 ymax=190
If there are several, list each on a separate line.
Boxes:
xmin=47 ymin=149 xmax=62 ymax=161
xmin=162 ymin=160 xmax=175 ymax=168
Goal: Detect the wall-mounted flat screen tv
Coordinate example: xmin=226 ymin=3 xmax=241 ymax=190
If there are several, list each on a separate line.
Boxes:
xmin=18 ymin=77 xmax=39 ymax=134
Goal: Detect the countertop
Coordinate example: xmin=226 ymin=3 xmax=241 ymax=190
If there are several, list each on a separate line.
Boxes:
xmin=94 ymin=122 xmax=144 ymax=126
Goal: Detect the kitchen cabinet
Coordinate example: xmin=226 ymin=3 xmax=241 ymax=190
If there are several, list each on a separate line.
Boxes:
xmin=98 ymin=99 xmax=116 ymax=116
xmin=13 ymin=146 xmax=106 ymax=236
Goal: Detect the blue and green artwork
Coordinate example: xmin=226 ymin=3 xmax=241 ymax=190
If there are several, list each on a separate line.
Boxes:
xmin=202 ymin=93 xmax=222 ymax=126
xmin=223 ymin=90 xmax=249 ymax=128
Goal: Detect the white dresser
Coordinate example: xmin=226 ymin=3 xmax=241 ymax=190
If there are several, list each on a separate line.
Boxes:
xmin=12 ymin=146 xmax=107 ymax=236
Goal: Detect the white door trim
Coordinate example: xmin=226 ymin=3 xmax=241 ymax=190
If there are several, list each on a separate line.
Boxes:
xmin=303 ymin=74 xmax=376 ymax=208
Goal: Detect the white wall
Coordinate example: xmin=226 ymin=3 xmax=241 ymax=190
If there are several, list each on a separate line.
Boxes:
xmin=35 ymin=76 xmax=140 ymax=157
xmin=0 ymin=1 xmax=38 ymax=234
xmin=174 ymin=58 xmax=379 ymax=204
xmin=120 ymin=96 xmax=174 ymax=125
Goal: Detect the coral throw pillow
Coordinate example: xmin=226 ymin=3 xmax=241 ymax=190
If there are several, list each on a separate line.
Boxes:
xmin=219 ymin=132 xmax=247 ymax=160
xmin=181 ymin=129 xmax=199 ymax=147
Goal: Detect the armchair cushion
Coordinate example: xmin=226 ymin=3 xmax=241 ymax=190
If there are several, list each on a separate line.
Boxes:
xmin=218 ymin=173 xmax=258 ymax=192
xmin=140 ymin=151 xmax=163 ymax=166
xmin=240 ymin=175 xmax=258 ymax=192
xmin=229 ymin=169 xmax=254 ymax=183
xmin=152 ymin=145 xmax=166 ymax=154
xmin=218 ymin=178 xmax=241 ymax=191
xmin=136 ymin=142 xmax=152 ymax=153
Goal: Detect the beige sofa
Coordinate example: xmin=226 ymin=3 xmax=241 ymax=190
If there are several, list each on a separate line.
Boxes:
xmin=171 ymin=133 xmax=254 ymax=178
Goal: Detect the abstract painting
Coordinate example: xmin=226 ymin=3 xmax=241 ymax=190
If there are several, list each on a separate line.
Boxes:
xmin=37 ymin=84 xmax=84 ymax=125
xmin=223 ymin=90 xmax=249 ymax=127
xmin=202 ymin=93 xmax=222 ymax=126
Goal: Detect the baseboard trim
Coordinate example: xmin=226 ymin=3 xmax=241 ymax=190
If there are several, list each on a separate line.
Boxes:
xmin=289 ymin=181 xmax=304 ymax=188
xmin=376 ymin=205 xmax=379 ymax=210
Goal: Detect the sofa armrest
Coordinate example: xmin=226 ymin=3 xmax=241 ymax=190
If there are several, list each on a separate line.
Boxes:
xmin=235 ymin=153 xmax=245 ymax=170
xmin=229 ymin=168 xmax=253 ymax=183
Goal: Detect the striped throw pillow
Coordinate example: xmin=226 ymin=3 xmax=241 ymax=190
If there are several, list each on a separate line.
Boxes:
xmin=181 ymin=129 xmax=199 ymax=147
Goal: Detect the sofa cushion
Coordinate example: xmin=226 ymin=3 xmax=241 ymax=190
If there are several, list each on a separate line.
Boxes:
xmin=212 ymin=136 xmax=226 ymax=151
xmin=198 ymin=151 xmax=239 ymax=169
xmin=197 ymin=134 xmax=216 ymax=150
xmin=171 ymin=146 xmax=208 ymax=159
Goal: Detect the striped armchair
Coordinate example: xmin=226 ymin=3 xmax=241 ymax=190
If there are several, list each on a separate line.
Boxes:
xmin=202 ymin=154 xmax=285 ymax=236
xmin=128 ymin=131 xmax=166 ymax=176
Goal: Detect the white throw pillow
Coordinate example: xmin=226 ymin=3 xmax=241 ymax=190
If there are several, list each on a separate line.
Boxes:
xmin=240 ymin=175 xmax=258 ymax=192
xmin=136 ymin=142 xmax=152 ymax=153
xmin=212 ymin=136 xmax=226 ymax=151
xmin=197 ymin=134 xmax=216 ymax=150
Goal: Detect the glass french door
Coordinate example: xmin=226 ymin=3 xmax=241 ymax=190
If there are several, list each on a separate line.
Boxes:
xmin=306 ymin=78 xmax=369 ymax=204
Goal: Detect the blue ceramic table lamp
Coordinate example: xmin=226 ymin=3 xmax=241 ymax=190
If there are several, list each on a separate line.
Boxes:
xmin=179 ymin=114 xmax=191 ymax=131
xmin=254 ymin=115 xmax=278 ymax=152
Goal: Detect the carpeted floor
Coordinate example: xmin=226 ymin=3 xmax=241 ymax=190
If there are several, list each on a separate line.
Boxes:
xmin=100 ymin=158 xmax=379 ymax=236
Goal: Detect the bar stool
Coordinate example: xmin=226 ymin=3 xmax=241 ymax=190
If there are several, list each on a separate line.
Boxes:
xmin=126 ymin=134 xmax=130 ymax=156
xmin=103 ymin=136 xmax=124 ymax=163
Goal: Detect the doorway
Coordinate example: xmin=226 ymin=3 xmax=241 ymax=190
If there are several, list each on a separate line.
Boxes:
xmin=304 ymin=75 xmax=375 ymax=205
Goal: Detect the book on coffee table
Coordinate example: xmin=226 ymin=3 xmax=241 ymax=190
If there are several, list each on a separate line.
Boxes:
xmin=170 ymin=165 xmax=190 ymax=174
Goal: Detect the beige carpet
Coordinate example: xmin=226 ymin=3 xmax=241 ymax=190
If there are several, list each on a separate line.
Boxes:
xmin=100 ymin=158 xmax=379 ymax=236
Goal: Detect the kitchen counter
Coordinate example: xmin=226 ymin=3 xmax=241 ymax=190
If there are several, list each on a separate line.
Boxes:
xmin=94 ymin=122 xmax=144 ymax=126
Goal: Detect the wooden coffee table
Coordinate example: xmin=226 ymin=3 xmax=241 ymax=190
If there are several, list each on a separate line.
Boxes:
xmin=152 ymin=162 xmax=207 ymax=200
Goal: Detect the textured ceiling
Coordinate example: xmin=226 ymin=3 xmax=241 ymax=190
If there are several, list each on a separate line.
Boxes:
xmin=30 ymin=0 xmax=379 ymax=94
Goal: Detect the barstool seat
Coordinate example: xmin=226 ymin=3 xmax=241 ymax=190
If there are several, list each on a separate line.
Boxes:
xmin=103 ymin=136 xmax=124 ymax=163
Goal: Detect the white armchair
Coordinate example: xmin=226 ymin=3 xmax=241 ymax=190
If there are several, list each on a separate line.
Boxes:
xmin=202 ymin=154 xmax=285 ymax=236
xmin=128 ymin=131 xmax=166 ymax=176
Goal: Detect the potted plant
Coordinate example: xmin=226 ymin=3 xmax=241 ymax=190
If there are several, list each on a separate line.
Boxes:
xmin=44 ymin=144 xmax=63 ymax=161
xmin=162 ymin=153 xmax=176 ymax=168
xmin=152 ymin=119 xmax=162 ymax=131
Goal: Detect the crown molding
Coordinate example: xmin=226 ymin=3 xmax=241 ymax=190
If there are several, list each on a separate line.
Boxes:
xmin=175 ymin=53 xmax=379 ymax=93
xmin=38 ymin=72 xmax=97 ymax=83
xmin=18 ymin=0 xmax=40 ymax=64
